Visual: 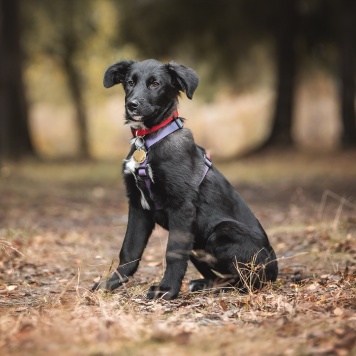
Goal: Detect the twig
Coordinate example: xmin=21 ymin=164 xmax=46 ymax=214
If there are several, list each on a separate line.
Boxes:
xmin=55 ymin=274 xmax=78 ymax=305
xmin=318 ymin=189 xmax=355 ymax=220
xmin=76 ymin=266 xmax=81 ymax=300
xmin=333 ymin=196 xmax=347 ymax=231
xmin=0 ymin=239 xmax=25 ymax=257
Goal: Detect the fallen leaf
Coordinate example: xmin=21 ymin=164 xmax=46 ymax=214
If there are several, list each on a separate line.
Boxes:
xmin=315 ymin=295 xmax=326 ymax=305
xmin=333 ymin=307 xmax=344 ymax=316
xmin=307 ymin=283 xmax=319 ymax=291
xmin=219 ymin=300 xmax=228 ymax=311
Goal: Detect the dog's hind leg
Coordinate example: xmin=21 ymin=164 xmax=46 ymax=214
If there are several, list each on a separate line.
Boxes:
xmin=189 ymin=221 xmax=278 ymax=293
xmin=189 ymin=252 xmax=217 ymax=292
xmin=189 ymin=251 xmax=243 ymax=293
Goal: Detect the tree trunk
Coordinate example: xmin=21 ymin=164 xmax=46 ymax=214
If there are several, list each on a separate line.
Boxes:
xmin=338 ymin=0 xmax=356 ymax=147
xmin=60 ymin=1 xmax=90 ymax=160
xmin=263 ymin=0 xmax=298 ymax=148
xmin=0 ymin=0 xmax=34 ymax=162
xmin=63 ymin=56 xmax=90 ymax=160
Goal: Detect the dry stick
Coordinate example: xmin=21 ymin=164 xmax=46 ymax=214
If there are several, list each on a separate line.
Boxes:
xmin=99 ymin=259 xmax=140 ymax=287
xmin=318 ymin=189 xmax=355 ymax=220
xmin=233 ymin=257 xmax=256 ymax=295
xmin=333 ymin=196 xmax=347 ymax=231
xmin=0 ymin=239 xmax=25 ymax=257
xmin=55 ymin=274 xmax=78 ymax=305
xmin=205 ymin=252 xmax=309 ymax=295
xmin=76 ymin=266 xmax=81 ymax=300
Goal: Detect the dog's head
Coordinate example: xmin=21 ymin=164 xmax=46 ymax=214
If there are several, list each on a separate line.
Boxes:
xmin=103 ymin=59 xmax=199 ymax=129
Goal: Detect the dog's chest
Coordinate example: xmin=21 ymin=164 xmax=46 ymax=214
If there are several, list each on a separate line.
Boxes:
xmin=123 ymin=155 xmax=140 ymax=175
xmin=123 ymin=153 xmax=153 ymax=211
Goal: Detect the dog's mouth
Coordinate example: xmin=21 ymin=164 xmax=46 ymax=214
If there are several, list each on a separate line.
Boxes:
xmin=125 ymin=116 xmax=147 ymax=130
xmin=130 ymin=115 xmax=143 ymax=122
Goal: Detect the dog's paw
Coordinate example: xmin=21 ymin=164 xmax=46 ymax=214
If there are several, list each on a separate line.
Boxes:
xmin=189 ymin=278 xmax=212 ymax=292
xmin=92 ymin=281 xmax=105 ymax=291
xmin=91 ymin=274 xmax=128 ymax=292
xmin=146 ymin=285 xmax=178 ymax=300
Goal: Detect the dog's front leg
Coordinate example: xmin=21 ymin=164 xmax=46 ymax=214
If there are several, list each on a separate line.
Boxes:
xmin=147 ymin=206 xmax=195 ymax=300
xmin=93 ymin=204 xmax=154 ymax=291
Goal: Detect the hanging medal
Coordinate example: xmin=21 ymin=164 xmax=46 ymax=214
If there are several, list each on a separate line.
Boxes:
xmin=132 ymin=137 xmax=147 ymax=164
xmin=132 ymin=149 xmax=146 ymax=163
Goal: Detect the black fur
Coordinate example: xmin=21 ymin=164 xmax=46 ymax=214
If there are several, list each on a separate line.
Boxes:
xmin=93 ymin=59 xmax=278 ymax=299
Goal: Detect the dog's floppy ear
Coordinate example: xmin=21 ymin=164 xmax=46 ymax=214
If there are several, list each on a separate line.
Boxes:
xmin=167 ymin=62 xmax=199 ymax=99
xmin=103 ymin=60 xmax=136 ymax=88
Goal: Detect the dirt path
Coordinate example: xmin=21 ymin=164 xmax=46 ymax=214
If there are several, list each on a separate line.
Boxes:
xmin=1 ymin=153 xmax=355 ymax=355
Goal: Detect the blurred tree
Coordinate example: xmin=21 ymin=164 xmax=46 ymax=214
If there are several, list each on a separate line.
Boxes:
xmin=0 ymin=0 xmax=34 ymax=161
xmin=24 ymin=0 xmax=98 ymax=159
xmin=116 ymin=0 xmax=299 ymax=150
xmin=263 ymin=0 xmax=298 ymax=148
xmin=115 ymin=0 xmax=356 ymax=152
xmin=117 ymin=0 xmax=254 ymax=81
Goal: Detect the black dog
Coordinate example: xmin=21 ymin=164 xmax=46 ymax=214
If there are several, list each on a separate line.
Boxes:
xmin=93 ymin=59 xmax=278 ymax=299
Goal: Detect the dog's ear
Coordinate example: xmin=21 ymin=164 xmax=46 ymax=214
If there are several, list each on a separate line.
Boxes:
xmin=167 ymin=62 xmax=199 ymax=99
xmin=103 ymin=60 xmax=136 ymax=88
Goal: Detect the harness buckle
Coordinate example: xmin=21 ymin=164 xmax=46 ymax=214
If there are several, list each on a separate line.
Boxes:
xmin=204 ymin=154 xmax=212 ymax=168
xmin=174 ymin=117 xmax=184 ymax=129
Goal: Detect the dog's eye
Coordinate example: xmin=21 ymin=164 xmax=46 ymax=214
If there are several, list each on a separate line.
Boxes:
xmin=150 ymin=81 xmax=160 ymax=89
xmin=127 ymin=80 xmax=134 ymax=87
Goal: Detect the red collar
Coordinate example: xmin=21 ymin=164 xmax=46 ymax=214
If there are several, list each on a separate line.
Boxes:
xmin=131 ymin=111 xmax=179 ymax=137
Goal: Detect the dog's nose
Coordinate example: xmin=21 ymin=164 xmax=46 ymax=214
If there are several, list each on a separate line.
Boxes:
xmin=127 ymin=100 xmax=139 ymax=111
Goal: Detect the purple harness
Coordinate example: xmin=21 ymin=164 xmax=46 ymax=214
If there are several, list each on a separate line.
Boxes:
xmin=134 ymin=118 xmax=212 ymax=210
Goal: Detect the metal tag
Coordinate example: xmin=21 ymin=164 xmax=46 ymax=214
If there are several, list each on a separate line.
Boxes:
xmin=134 ymin=137 xmax=145 ymax=150
xmin=132 ymin=149 xmax=146 ymax=163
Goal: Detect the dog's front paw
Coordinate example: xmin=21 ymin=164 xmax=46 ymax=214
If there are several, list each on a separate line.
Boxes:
xmin=91 ymin=274 xmax=128 ymax=292
xmin=146 ymin=285 xmax=178 ymax=300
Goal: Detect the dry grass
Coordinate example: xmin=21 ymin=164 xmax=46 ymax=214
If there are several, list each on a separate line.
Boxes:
xmin=1 ymin=152 xmax=356 ymax=355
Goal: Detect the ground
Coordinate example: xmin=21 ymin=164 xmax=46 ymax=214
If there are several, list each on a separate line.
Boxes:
xmin=0 ymin=151 xmax=355 ymax=356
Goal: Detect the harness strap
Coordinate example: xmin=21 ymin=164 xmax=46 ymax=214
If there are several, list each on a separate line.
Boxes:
xmin=137 ymin=165 xmax=152 ymax=191
xmin=135 ymin=118 xmax=212 ymax=210
xmin=144 ymin=118 xmax=183 ymax=149
xmin=137 ymin=154 xmax=212 ymax=211
xmin=136 ymin=118 xmax=183 ymax=210
xmin=200 ymin=154 xmax=212 ymax=185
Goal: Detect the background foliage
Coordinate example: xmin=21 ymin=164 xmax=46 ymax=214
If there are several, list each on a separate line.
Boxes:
xmin=1 ymin=0 xmax=355 ymax=160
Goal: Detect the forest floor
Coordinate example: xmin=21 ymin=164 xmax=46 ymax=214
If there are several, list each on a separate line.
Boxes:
xmin=0 ymin=151 xmax=355 ymax=356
